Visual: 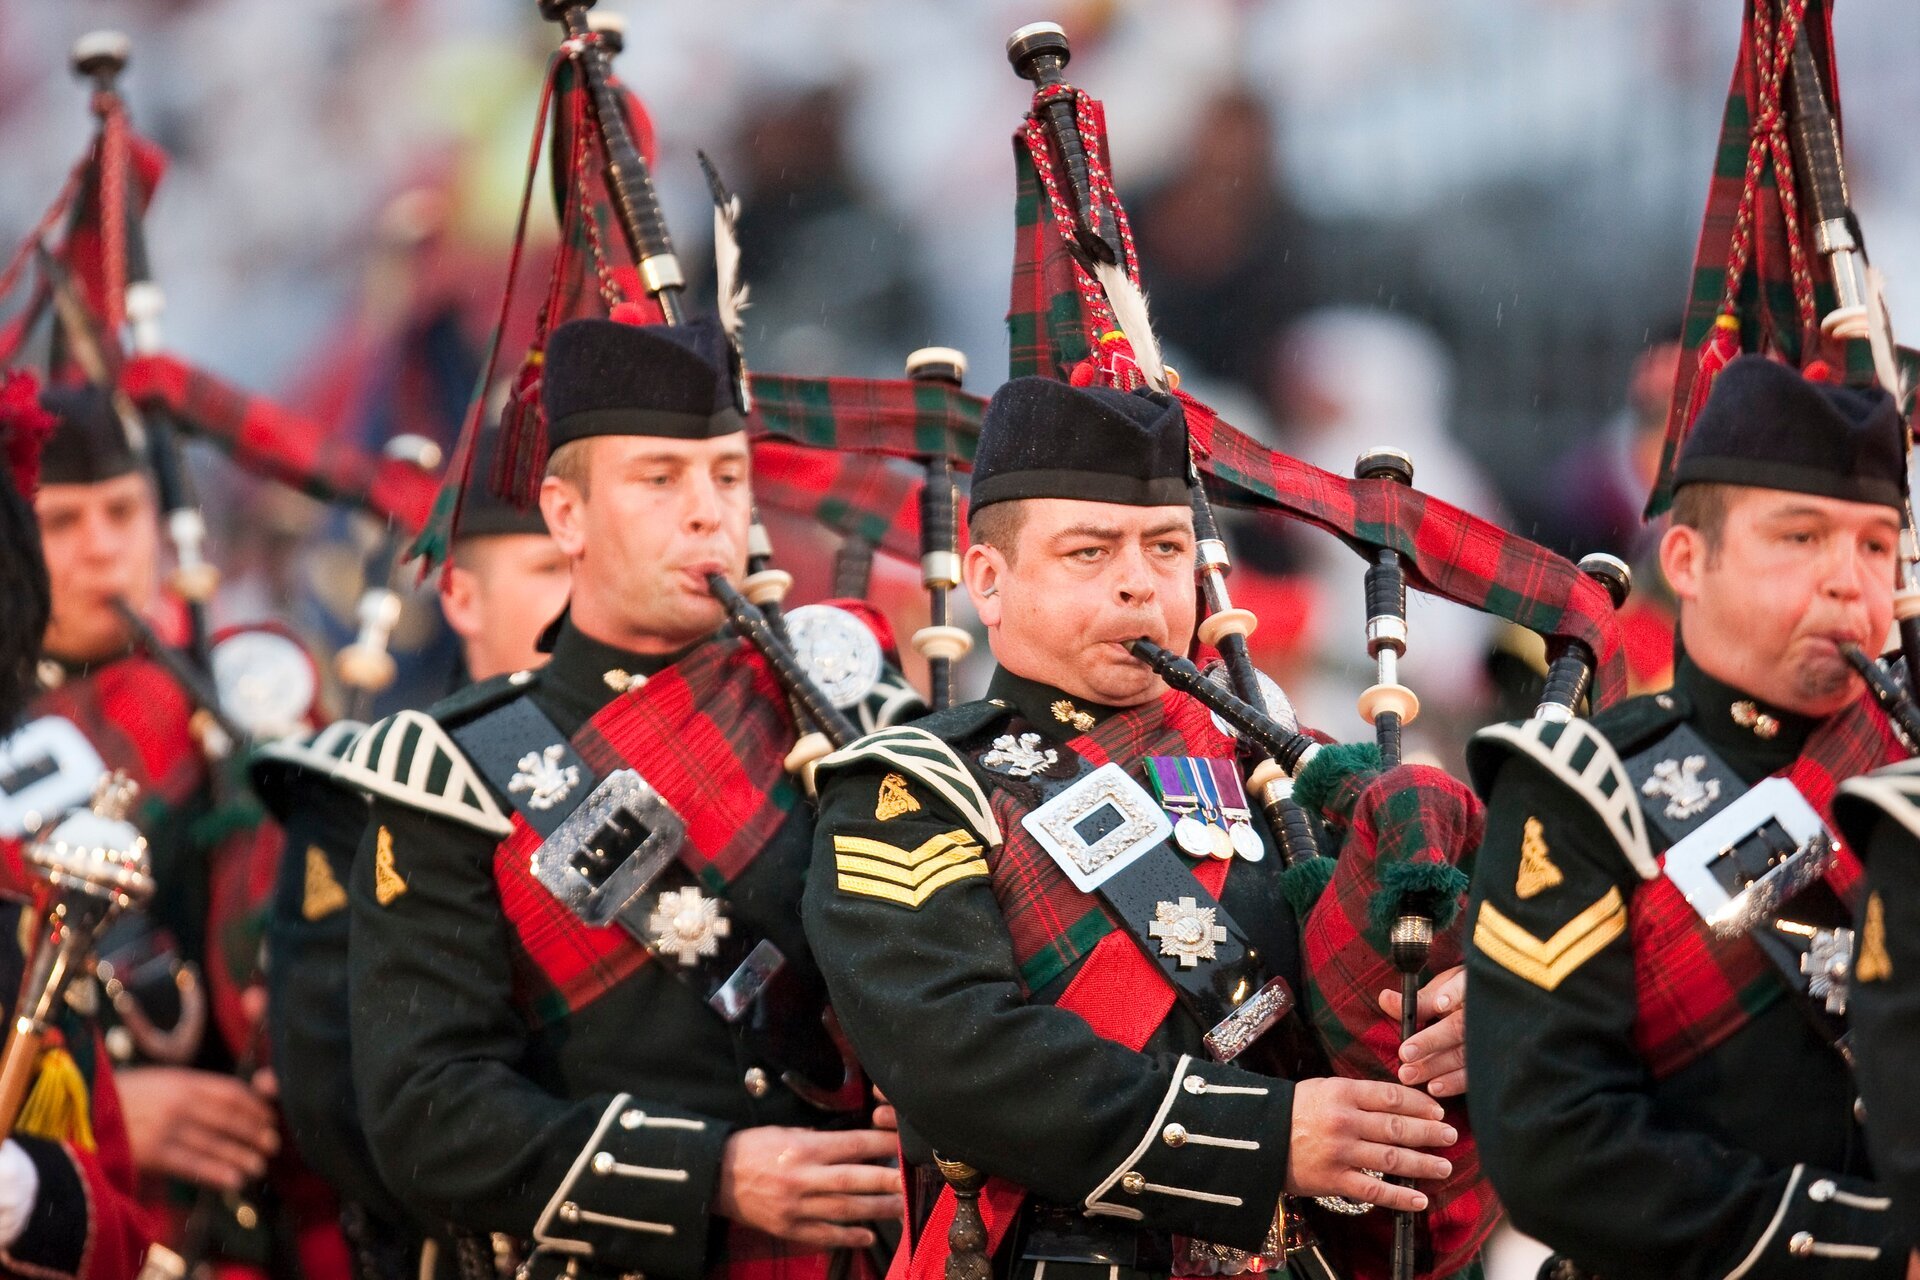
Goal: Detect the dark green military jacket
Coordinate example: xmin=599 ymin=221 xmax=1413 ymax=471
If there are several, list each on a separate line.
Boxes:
xmin=1832 ymin=760 xmax=1920 ymax=1232
xmin=342 ymin=617 xmax=918 ymax=1280
xmin=804 ymin=667 xmax=1314 ymax=1280
xmin=1465 ymin=655 xmax=1912 ymax=1278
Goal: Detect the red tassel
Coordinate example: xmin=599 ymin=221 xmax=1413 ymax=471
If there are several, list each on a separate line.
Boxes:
xmin=491 ymin=350 xmax=548 ymax=508
xmin=608 ymin=300 xmax=650 ymax=327
xmin=1682 ymin=313 xmax=1742 ymax=428
xmin=0 ymin=369 xmax=56 ymax=498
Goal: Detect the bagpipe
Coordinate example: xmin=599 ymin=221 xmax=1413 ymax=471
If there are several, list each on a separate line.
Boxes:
xmin=971 ymin=21 xmax=1637 ymax=1280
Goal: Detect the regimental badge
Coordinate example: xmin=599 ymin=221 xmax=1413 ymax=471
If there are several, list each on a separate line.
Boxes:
xmin=373 ymin=826 xmax=407 ymax=905
xmin=510 ymin=744 xmax=581 ymax=812
xmin=875 ymin=772 xmax=921 ymax=822
xmin=1641 ymin=755 xmax=1720 ymax=822
xmin=302 ymin=845 xmax=348 ymax=920
xmin=1050 ymin=700 xmax=1095 ymax=733
xmin=1515 ymin=817 xmax=1563 ymax=900
xmin=981 ymin=732 xmax=1058 ymax=779
xmin=603 ymin=669 xmax=645 ymax=694
xmin=646 ymin=886 xmax=731 ymax=967
xmin=1149 ymin=896 xmax=1228 ymax=968
xmin=1856 ymin=891 xmax=1893 ymax=983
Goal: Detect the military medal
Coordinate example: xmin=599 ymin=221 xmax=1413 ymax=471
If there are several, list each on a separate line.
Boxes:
xmin=1187 ymin=757 xmax=1236 ymax=860
xmin=1148 ymin=757 xmax=1216 ymax=858
xmin=1206 ymin=758 xmax=1266 ymax=863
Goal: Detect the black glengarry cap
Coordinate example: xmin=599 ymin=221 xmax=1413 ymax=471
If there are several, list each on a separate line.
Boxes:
xmin=969 ymin=377 xmax=1189 ymax=515
xmin=541 ymin=317 xmax=743 ymax=448
xmin=1676 ymin=355 xmax=1904 ymax=510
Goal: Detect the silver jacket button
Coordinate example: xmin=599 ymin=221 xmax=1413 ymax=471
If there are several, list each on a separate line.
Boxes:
xmin=1808 ymin=1178 xmax=1837 ymax=1203
xmin=744 ymin=1067 xmax=771 ymax=1098
xmin=1788 ymin=1232 xmax=1815 ymax=1259
xmin=1162 ymin=1123 xmax=1188 ymax=1148
xmin=1120 ymin=1171 xmax=1146 ymax=1194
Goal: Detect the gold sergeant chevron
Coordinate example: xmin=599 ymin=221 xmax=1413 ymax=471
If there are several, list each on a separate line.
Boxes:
xmin=1473 ymin=887 xmax=1627 ymax=991
xmin=833 ymin=829 xmax=989 ymax=909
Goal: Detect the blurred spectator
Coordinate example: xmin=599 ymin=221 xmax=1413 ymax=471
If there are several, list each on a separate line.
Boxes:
xmin=731 ymin=83 xmax=935 ymax=377
xmin=1541 ymin=335 xmax=1682 ymax=563
xmin=1263 ymin=307 xmax=1506 ymax=761
xmin=1131 ymin=85 xmax=1325 ymax=389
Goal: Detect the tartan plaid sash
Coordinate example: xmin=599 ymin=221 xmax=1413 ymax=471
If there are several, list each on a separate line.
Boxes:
xmin=898 ymin=691 xmax=1236 ymax=1280
xmin=489 ymin=637 xmax=800 ymax=1025
xmin=1631 ymin=693 xmax=1904 ymax=1079
xmin=984 ymin=692 xmax=1237 ymax=994
xmin=30 ymin=656 xmax=205 ymax=820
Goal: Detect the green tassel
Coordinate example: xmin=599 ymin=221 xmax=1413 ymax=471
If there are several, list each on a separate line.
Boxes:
xmin=1292 ymin=741 xmax=1382 ymax=816
xmin=1279 ymin=855 xmax=1339 ymax=919
xmin=1369 ymin=858 xmax=1471 ymax=940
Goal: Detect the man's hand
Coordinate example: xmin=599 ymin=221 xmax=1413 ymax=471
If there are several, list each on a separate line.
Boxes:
xmin=1378 ymin=964 xmax=1467 ymax=1097
xmin=714 ymin=1126 xmax=902 ymax=1249
xmin=1285 ymin=1077 xmax=1455 ymax=1212
xmin=117 ymin=1066 xmax=279 ymax=1191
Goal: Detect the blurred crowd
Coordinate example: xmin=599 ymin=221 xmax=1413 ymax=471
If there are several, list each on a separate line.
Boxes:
xmin=5 ymin=0 xmax=1920 ymax=762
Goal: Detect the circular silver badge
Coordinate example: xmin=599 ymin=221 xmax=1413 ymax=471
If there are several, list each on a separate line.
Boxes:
xmin=1200 ymin=661 xmax=1298 ymax=739
xmin=783 ymin=605 xmax=883 ymax=710
xmin=212 ymin=630 xmax=318 ymax=741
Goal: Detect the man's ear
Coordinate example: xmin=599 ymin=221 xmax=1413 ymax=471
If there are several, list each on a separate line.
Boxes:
xmin=540 ymin=472 xmax=587 ymax=560
xmin=440 ymin=563 xmax=481 ymax=641
xmin=963 ymin=542 xmax=1007 ymax=628
xmin=1659 ymin=522 xmax=1703 ymax=605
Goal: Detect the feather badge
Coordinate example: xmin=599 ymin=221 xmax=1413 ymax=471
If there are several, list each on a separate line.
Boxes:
xmin=699 ymin=151 xmax=754 ymax=413
xmin=1092 ymin=259 xmax=1167 ymax=393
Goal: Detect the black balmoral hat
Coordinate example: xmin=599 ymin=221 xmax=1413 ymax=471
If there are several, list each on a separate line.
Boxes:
xmin=39 ymin=385 xmax=140 ymax=487
xmin=969 ymin=377 xmax=1190 ymax=516
xmin=541 ymin=317 xmax=743 ymax=449
xmin=455 ymin=423 xmax=553 ymax=541
xmin=1676 ymin=355 xmax=1904 ymax=510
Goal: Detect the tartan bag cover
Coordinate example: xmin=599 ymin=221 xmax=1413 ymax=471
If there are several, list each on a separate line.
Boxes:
xmin=1632 ymin=692 xmax=1905 ymax=1079
xmin=488 ymin=636 xmax=802 ymax=1027
xmin=1301 ymin=765 xmax=1495 ymax=1279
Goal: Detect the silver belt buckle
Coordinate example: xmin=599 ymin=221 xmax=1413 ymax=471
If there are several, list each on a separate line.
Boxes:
xmin=1022 ymin=762 xmax=1172 ymax=893
xmin=1203 ymin=976 xmax=1295 ymax=1063
xmin=0 ymin=717 xmax=107 ymax=839
xmin=529 ymin=768 xmax=687 ymax=930
xmin=1662 ymin=778 xmax=1835 ymax=939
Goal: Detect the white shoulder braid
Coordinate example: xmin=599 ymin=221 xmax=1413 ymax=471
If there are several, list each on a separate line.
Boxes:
xmin=335 ymin=709 xmax=513 ymax=837
xmin=820 ymin=725 xmax=1002 ymax=847
xmin=1473 ymin=716 xmax=1657 ymax=879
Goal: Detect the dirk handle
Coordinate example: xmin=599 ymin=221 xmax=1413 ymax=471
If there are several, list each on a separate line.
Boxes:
xmin=1006 ymin=23 xmax=1116 ymax=266
xmin=542 ymin=0 xmax=685 ymax=320
xmin=1534 ymin=553 xmax=1632 ymax=722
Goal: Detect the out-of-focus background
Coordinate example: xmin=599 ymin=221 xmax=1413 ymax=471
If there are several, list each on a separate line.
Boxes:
xmin=5 ymin=0 xmax=1918 ymax=758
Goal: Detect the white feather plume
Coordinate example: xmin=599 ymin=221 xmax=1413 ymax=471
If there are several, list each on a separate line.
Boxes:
xmin=1093 ymin=260 xmax=1167 ymax=391
xmin=713 ymin=194 xmax=750 ymax=341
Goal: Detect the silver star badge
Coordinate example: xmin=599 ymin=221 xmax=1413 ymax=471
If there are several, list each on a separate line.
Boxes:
xmin=1149 ymin=896 xmax=1228 ymax=968
xmin=1801 ymin=927 xmax=1854 ymax=1015
xmin=509 ymin=744 xmax=581 ymax=812
xmin=1642 ymin=754 xmax=1719 ymax=822
xmin=981 ymin=732 xmax=1058 ymax=779
xmin=647 ymin=886 xmax=731 ymax=967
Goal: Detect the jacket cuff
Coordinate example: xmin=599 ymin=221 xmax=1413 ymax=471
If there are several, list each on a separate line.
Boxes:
xmin=1726 ymin=1165 xmax=1911 ymax=1279
xmin=0 ymin=1137 xmax=87 ymax=1280
xmin=531 ymin=1094 xmax=734 ymax=1280
xmin=1082 ymin=1055 xmax=1293 ymax=1251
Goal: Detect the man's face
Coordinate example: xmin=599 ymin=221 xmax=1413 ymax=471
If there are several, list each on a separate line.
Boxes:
xmin=966 ymin=498 xmax=1197 ymax=706
xmin=36 ymin=472 xmax=159 ymax=662
xmin=1663 ymin=486 xmax=1898 ymax=717
xmin=440 ymin=533 xmax=572 ymax=682
xmin=540 ymin=433 xmax=752 ymax=653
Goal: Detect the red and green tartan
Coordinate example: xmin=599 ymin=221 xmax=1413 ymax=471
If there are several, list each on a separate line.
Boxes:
xmin=1186 ymin=401 xmax=1629 ymax=708
xmin=1650 ymin=0 xmax=1920 ymax=514
xmin=31 ymin=656 xmax=205 ymax=818
xmin=490 ymin=636 xmax=801 ymax=1026
xmin=1633 ymin=692 xmax=1904 ymax=1078
xmin=119 ymin=352 xmax=442 ymax=531
xmin=1301 ymin=764 xmax=1494 ymax=1279
xmin=983 ymin=691 xmax=1235 ymax=993
xmin=750 ymin=373 xmax=980 ymax=466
